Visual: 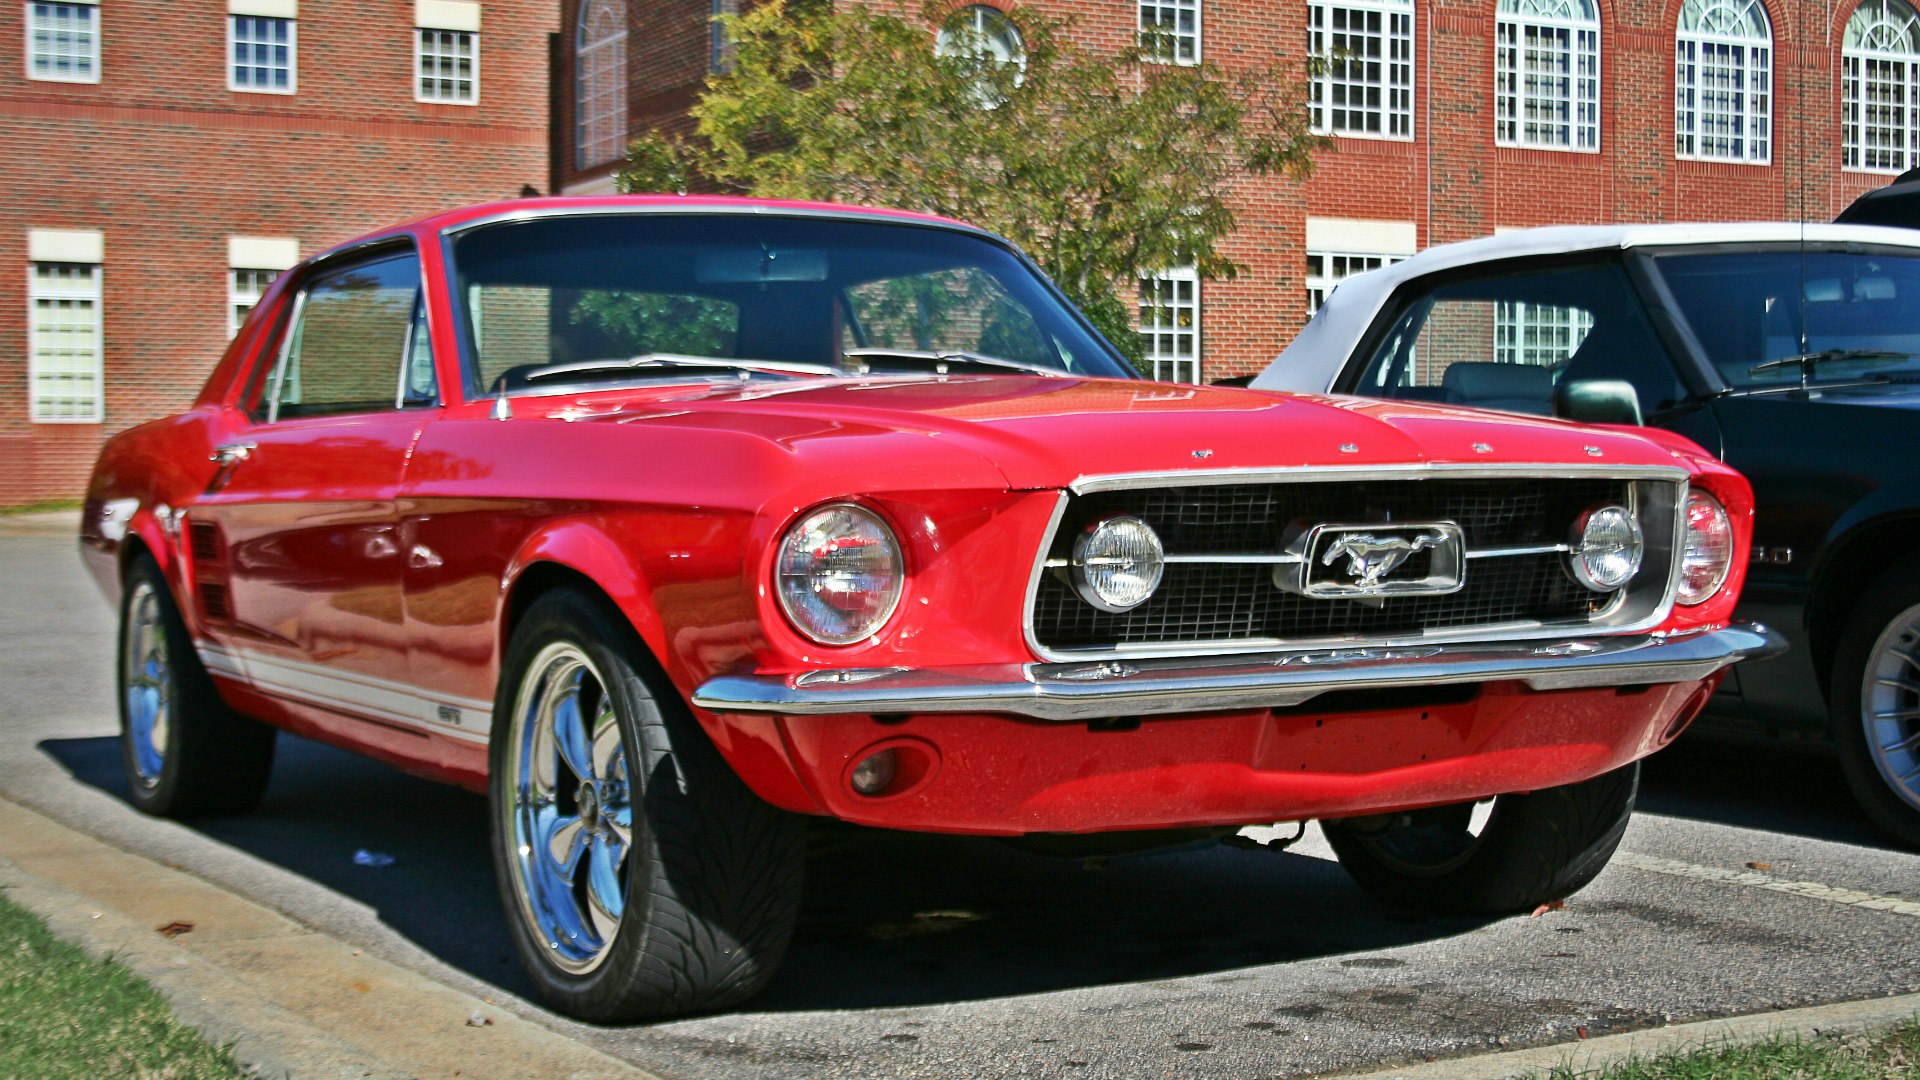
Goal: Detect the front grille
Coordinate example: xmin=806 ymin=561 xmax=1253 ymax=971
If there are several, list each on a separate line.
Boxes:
xmin=1031 ymin=475 xmax=1678 ymax=655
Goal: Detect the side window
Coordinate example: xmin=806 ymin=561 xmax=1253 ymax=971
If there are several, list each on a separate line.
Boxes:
xmin=260 ymin=251 xmax=429 ymax=420
xmin=1352 ymin=262 xmax=1685 ymax=417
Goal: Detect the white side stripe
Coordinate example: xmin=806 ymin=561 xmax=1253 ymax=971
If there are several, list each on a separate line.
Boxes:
xmin=1614 ymin=851 xmax=1920 ymax=918
xmin=199 ymin=643 xmax=493 ymax=745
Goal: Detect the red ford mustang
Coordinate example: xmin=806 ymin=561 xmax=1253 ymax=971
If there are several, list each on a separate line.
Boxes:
xmin=81 ymin=197 xmax=1782 ymax=1021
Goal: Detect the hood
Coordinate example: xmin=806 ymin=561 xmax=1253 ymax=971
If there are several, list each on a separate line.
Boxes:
xmin=533 ymin=376 xmax=1696 ymax=490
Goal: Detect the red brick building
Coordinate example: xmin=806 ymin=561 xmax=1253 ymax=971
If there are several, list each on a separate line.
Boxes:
xmin=1 ymin=0 xmax=552 ymax=504
xmin=553 ymin=0 xmax=1903 ymax=383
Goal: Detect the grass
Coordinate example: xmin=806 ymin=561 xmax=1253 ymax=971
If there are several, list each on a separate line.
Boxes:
xmin=0 ymin=890 xmax=248 ymax=1080
xmin=1543 ymin=1019 xmax=1920 ymax=1079
xmin=0 ymin=498 xmax=81 ymax=516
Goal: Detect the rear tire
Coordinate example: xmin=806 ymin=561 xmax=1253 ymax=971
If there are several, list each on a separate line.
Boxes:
xmin=1830 ymin=564 xmax=1920 ymax=849
xmin=1323 ymin=763 xmax=1638 ymax=914
xmin=489 ymin=587 xmax=804 ymax=1022
xmin=118 ymin=554 xmax=276 ymax=817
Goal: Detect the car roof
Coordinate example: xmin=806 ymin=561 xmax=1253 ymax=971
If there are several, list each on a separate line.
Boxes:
xmin=1254 ymin=221 xmax=1920 ymax=393
xmin=316 ymin=195 xmax=990 ymax=263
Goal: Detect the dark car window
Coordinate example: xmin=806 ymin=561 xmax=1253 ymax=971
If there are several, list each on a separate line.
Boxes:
xmin=1653 ymin=249 xmax=1920 ymax=387
xmin=1351 ymin=261 xmax=1686 ymax=417
xmin=256 ymin=250 xmax=430 ymax=420
xmin=448 ymin=213 xmax=1133 ymax=397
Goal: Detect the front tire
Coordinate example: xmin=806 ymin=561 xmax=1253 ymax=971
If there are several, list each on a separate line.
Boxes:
xmin=489 ymin=588 xmax=804 ymax=1022
xmin=1831 ymin=565 xmax=1920 ymax=849
xmin=118 ymin=554 xmax=276 ymax=817
xmin=1323 ymin=763 xmax=1638 ymax=914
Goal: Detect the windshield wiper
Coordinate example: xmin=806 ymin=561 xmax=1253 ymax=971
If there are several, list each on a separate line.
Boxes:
xmin=523 ymin=353 xmax=836 ymax=384
xmin=840 ymin=347 xmax=1067 ymax=378
xmin=1749 ymin=348 xmax=1915 ymax=377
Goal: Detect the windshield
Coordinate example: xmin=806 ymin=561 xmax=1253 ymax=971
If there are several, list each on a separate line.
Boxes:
xmin=448 ymin=212 xmax=1131 ymax=396
xmin=1652 ymin=248 xmax=1920 ymax=388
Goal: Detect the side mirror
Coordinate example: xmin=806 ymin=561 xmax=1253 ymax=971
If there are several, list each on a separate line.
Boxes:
xmin=1554 ymin=378 xmax=1643 ymax=426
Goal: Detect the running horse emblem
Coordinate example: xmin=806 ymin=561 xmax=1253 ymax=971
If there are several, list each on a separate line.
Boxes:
xmin=1321 ymin=531 xmax=1449 ymax=588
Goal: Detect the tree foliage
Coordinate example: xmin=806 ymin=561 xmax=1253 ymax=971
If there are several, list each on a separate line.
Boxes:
xmin=618 ymin=0 xmax=1325 ymax=370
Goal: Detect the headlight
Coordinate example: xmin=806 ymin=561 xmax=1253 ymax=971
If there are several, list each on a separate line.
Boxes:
xmin=1568 ymin=504 xmax=1644 ymax=592
xmin=1677 ymin=490 xmax=1733 ymax=605
xmin=775 ymin=504 xmax=904 ymax=645
xmin=1072 ymin=516 xmax=1165 ymax=612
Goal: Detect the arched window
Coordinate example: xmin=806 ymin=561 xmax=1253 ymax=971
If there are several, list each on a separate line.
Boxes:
xmin=575 ymin=0 xmax=628 ymax=170
xmin=1675 ymin=0 xmax=1771 ymax=162
xmin=935 ymin=5 xmax=1026 ymax=68
xmin=1844 ymin=0 xmax=1920 ymax=172
xmin=1494 ymin=0 xmax=1601 ymax=151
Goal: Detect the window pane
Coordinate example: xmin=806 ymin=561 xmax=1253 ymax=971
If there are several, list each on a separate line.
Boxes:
xmin=271 ymin=255 xmax=420 ymax=417
xmin=30 ymin=262 xmax=103 ymax=422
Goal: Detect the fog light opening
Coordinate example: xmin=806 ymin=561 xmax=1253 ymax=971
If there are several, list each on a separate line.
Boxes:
xmin=850 ymin=749 xmax=898 ymax=796
xmin=1660 ymin=685 xmax=1714 ymax=746
xmin=844 ymin=739 xmax=938 ymax=800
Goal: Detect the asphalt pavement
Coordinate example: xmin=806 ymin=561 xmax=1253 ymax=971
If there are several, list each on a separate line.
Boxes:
xmin=2 ymin=513 xmax=1916 ymax=1079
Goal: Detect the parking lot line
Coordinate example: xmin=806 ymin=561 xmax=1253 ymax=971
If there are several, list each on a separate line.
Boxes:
xmin=1614 ymin=851 xmax=1920 ymax=918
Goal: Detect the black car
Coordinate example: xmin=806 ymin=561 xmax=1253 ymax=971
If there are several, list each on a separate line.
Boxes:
xmin=1255 ymin=222 xmax=1920 ymax=846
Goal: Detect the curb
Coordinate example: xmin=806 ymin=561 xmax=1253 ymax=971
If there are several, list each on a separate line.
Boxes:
xmin=0 ymin=795 xmax=664 ymax=1080
xmin=1334 ymin=991 xmax=1920 ymax=1079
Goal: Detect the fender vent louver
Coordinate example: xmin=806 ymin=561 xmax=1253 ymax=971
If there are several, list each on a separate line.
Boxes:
xmin=199 ymin=583 xmax=231 ymax=622
xmin=188 ymin=521 xmax=221 ymax=563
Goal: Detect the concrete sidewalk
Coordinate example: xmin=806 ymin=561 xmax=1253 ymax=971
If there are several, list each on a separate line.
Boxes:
xmin=0 ymin=795 xmax=661 ymax=1080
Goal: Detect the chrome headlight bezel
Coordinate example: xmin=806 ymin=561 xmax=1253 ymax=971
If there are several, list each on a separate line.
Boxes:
xmin=1568 ymin=504 xmax=1645 ymax=592
xmin=1071 ymin=515 xmax=1166 ymax=613
xmin=774 ymin=502 xmax=905 ymax=646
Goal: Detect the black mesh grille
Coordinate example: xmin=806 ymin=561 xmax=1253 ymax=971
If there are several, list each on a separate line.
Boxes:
xmin=1034 ymin=477 xmax=1632 ymax=652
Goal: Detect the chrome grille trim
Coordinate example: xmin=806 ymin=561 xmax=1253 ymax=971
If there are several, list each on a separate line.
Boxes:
xmin=1024 ymin=465 xmax=1689 ymax=663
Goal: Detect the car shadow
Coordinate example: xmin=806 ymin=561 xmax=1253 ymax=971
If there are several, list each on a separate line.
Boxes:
xmin=1637 ymin=730 xmax=1899 ymax=850
xmin=40 ymin=732 xmax=1494 ymax=1012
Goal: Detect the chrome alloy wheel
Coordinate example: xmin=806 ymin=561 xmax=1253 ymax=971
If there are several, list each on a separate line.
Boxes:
xmin=122 ymin=579 xmax=172 ymax=790
xmin=1863 ymin=601 xmax=1920 ymax=814
xmin=505 ymin=642 xmax=634 ymax=976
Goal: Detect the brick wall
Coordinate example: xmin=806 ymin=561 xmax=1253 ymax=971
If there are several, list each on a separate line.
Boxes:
xmin=0 ymin=0 xmax=554 ymax=504
xmin=560 ymin=0 xmax=1901 ymax=385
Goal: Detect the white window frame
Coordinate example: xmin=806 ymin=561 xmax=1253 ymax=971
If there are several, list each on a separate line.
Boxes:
xmin=1675 ymin=0 xmax=1772 ymax=164
xmin=1309 ymin=0 xmax=1415 ymax=140
xmin=1138 ymin=267 xmax=1200 ymax=383
xmin=1495 ymin=301 xmax=1595 ymax=368
xmin=29 ymin=261 xmax=104 ymax=424
xmin=1139 ymin=0 xmax=1200 ymax=66
xmin=710 ymin=0 xmax=738 ymax=73
xmin=229 ymin=14 xmax=297 ymax=95
xmin=228 ymin=268 xmax=279 ymax=338
xmin=576 ymin=0 xmax=629 ymax=169
xmin=1495 ymin=0 xmax=1601 ymax=152
xmin=25 ymin=1 xmax=99 ymax=83
xmin=1844 ymin=0 xmax=1920 ymax=173
xmin=415 ymin=27 xmax=479 ymax=104
xmin=1306 ymin=251 xmax=1408 ymax=316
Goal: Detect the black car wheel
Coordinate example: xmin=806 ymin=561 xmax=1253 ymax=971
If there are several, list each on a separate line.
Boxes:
xmin=1323 ymin=763 xmax=1638 ymax=913
xmin=1831 ymin=562 xmax=1920 ymax=848
xmin=489 ymin=587 xmax=805 ymax=1021
xmin=118 ymin=553 xmax=276 ymax=817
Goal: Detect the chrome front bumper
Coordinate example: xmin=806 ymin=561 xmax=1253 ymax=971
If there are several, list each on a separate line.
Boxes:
xmin=692 ymin=623 xmax=1787 ymax=723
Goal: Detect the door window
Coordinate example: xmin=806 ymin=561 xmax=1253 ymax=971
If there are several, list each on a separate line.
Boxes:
xmin=1351 ymin=261 xmax=1685 ymax=417
xmin=259 ymin=250 xmax=433 ymax=420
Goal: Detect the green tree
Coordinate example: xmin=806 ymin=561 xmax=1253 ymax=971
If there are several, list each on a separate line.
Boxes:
xmin=618 ymin=0 xmax=1324 ymax=372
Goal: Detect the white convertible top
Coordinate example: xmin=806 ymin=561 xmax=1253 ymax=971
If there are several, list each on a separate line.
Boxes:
xmin=1251 ymin=221 xmax=1920 ymax=393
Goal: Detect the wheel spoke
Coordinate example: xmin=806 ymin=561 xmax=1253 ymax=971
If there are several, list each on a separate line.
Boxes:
xmin=1880 ymin=729 xmax=1920 ymax=755
xmin=1873 ymin=708 xmax=1920 ymax=722
xmin=585 ymin=833 xmax=626 ymax=940
xmin=605 ymin=803 xmax=633 ymax=847
xmin=1891 ymin=645 xmax=1920 ymax=674
xmin=552 ymin=684 xmax=596 ymax=782
xmin=543 ymin=811 xmax=588 ymax=881
xmin=591 ymin=697 xmax=623 ymax=782
xmin=1874 ymin=674 xmax=1920 ymax=694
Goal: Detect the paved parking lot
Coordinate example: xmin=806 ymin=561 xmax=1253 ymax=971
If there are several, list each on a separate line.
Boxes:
xmin=3 ymin=516 xmax=1915 ymax=1079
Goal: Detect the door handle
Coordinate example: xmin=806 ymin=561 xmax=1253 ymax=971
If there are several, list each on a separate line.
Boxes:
xmin=211 ymin=442 xmax=256 ymax=466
